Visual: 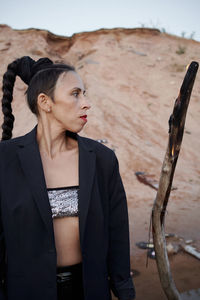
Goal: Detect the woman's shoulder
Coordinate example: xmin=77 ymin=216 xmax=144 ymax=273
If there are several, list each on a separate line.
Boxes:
xmin=0 ymin=134 xmax=28 ymax=161
xmin=79 ymin=136 xmax=117 ymax=165
xmin=0 ymin=134 xmax=24 ymax=149
xmin=79 ymin=135 xmax=114 ymax=153
xmin=79 ymin=136 xmax=118 ymax=175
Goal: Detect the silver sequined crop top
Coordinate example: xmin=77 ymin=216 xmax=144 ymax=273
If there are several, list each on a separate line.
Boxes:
xmin=47 ymin=186 xmax=79 ymax=218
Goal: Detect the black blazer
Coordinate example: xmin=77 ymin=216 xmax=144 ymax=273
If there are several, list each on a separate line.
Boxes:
xmin=0 ymin=125 xmax=135 ymax=300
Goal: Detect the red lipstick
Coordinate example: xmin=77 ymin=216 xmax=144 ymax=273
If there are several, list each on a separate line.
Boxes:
xmin=80 ymin=115 xmax=87 ymax=122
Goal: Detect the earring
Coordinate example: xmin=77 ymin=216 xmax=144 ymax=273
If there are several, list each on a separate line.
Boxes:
xmin=48 ymin=108 xmax=51 ymax=112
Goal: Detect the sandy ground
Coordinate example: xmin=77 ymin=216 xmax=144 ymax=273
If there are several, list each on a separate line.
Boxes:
xmin=130 ymin=252 xmax=200 ymax=300
xmin=0 ymin=25 xmax=200 ymax=299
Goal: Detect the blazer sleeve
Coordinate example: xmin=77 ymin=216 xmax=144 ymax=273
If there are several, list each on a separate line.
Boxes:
xmin=0 ymin=144 xmax=6 ymax=300
xmin=107 ymin=152 xmax=136 ymax=300
xmin=0 ymin=211 xmax=6 ymax=300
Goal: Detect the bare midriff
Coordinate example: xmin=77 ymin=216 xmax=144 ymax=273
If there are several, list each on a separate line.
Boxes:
xmin=53 ymin=216 xmax=82 ymax=267
xmin=39 ymin=136 xmax=82 ymax=267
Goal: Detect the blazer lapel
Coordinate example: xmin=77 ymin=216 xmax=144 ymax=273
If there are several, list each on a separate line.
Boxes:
xmin=17 ymin=125 xmax=96 ymax=247
xmin=17 ymin=125 xmax=55 ymax=244
xmin=77 ymin=135 xmax=96 ymax=246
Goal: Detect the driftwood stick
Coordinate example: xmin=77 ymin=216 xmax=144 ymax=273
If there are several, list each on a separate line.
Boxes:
xmin=152 ymin=61 xmax=199 ymax=300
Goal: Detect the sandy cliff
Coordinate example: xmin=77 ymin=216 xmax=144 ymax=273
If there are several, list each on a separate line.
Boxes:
xmin=0 ymin=24 xmax=200 ymax=298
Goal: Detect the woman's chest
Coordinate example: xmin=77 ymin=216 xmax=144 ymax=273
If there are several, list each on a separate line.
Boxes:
xmin=40 ymin=150 xmax=79 ymax=188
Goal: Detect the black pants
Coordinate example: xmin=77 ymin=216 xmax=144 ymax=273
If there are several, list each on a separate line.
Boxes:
xmin=56 ymin=262 xmax=84 ymax=300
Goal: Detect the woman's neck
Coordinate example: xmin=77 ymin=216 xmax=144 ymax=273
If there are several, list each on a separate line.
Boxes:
xmin=36 ymin=120 xmax=78 ymax=160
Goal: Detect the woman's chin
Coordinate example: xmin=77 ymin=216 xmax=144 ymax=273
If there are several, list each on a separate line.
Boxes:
xmin=65 ymin=127 xmax=82 ymax=135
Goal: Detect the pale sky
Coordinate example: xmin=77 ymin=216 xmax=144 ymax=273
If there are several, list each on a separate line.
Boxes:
xmin=1 ymin=0 xmax=200 ymax=41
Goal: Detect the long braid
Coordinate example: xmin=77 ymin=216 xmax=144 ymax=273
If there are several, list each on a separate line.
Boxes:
xmin=1 ymin=56 xmax=36 ymax=141
xmin=1 ymin=59 xmax=20 ymax=141
xmin=1 ymin=56 xmax=74 ymax=141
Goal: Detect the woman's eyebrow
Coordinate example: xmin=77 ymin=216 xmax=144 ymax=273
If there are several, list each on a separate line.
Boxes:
xmin=71 ymin=87 xmax=86 ymax=93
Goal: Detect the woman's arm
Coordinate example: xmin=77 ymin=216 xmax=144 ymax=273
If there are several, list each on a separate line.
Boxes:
xmin=107 ymin=152 xmax=136 ymax=300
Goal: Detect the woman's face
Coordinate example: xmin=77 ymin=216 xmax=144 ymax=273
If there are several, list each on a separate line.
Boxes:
xmin=50 ymin=71 xmax=91 ymax=133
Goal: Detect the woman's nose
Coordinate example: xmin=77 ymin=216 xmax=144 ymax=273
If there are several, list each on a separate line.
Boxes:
xmin=81 ymin=95 xmax=91 ymax=110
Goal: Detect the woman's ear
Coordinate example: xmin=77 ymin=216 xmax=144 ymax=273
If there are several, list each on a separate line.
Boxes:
xmin=37 ymin=93 xmax=52 ymax=113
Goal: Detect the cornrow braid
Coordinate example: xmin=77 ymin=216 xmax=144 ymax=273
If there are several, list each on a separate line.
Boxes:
xmin=1 ymin=59 xmax=20 ymax=141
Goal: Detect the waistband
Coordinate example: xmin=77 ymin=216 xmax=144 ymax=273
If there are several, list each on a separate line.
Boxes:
xmin=56 ymin=262 xmax=83 ymax=283
xmin=57 ymin=262 xmax=82 ymax=274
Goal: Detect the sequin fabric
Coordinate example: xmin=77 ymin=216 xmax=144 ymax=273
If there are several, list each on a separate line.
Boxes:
xmin=47 ymin=186 xmax=79 ymax=218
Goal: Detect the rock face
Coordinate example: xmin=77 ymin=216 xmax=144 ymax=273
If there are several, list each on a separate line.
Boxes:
xmin=0 ymin=24 xmax=200 ymax=257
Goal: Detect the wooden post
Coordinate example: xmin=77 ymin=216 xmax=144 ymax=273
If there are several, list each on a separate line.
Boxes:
xmin=152 ymin=61 xmax=199 ymax=300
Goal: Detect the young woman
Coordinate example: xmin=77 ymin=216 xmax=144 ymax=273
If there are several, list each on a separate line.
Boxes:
xmin=0 ymin=56 xmax=135 ymax=300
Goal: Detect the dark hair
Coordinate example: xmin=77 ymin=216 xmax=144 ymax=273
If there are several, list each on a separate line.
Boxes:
xmin=1 ymin=56 xmax=75 ymax=141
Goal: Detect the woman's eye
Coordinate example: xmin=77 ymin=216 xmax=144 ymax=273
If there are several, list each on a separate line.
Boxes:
xmin=73 ymin=90 xmax=87 ymax=97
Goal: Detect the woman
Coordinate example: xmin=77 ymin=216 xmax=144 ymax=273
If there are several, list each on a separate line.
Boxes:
xmin=0 ymin=56 xmax=135 ymax=300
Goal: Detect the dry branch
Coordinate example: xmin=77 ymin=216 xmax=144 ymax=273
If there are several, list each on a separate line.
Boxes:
xmin=151 ymin=61 xmax=199 ymax=300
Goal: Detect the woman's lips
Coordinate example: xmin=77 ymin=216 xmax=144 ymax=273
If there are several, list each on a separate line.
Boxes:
xmin=80 ymin=115 xmax=87 ymax=122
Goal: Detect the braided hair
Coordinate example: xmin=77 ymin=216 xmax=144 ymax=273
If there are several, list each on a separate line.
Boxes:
xmin=1 ymin=56 xmax=75 ymax=141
